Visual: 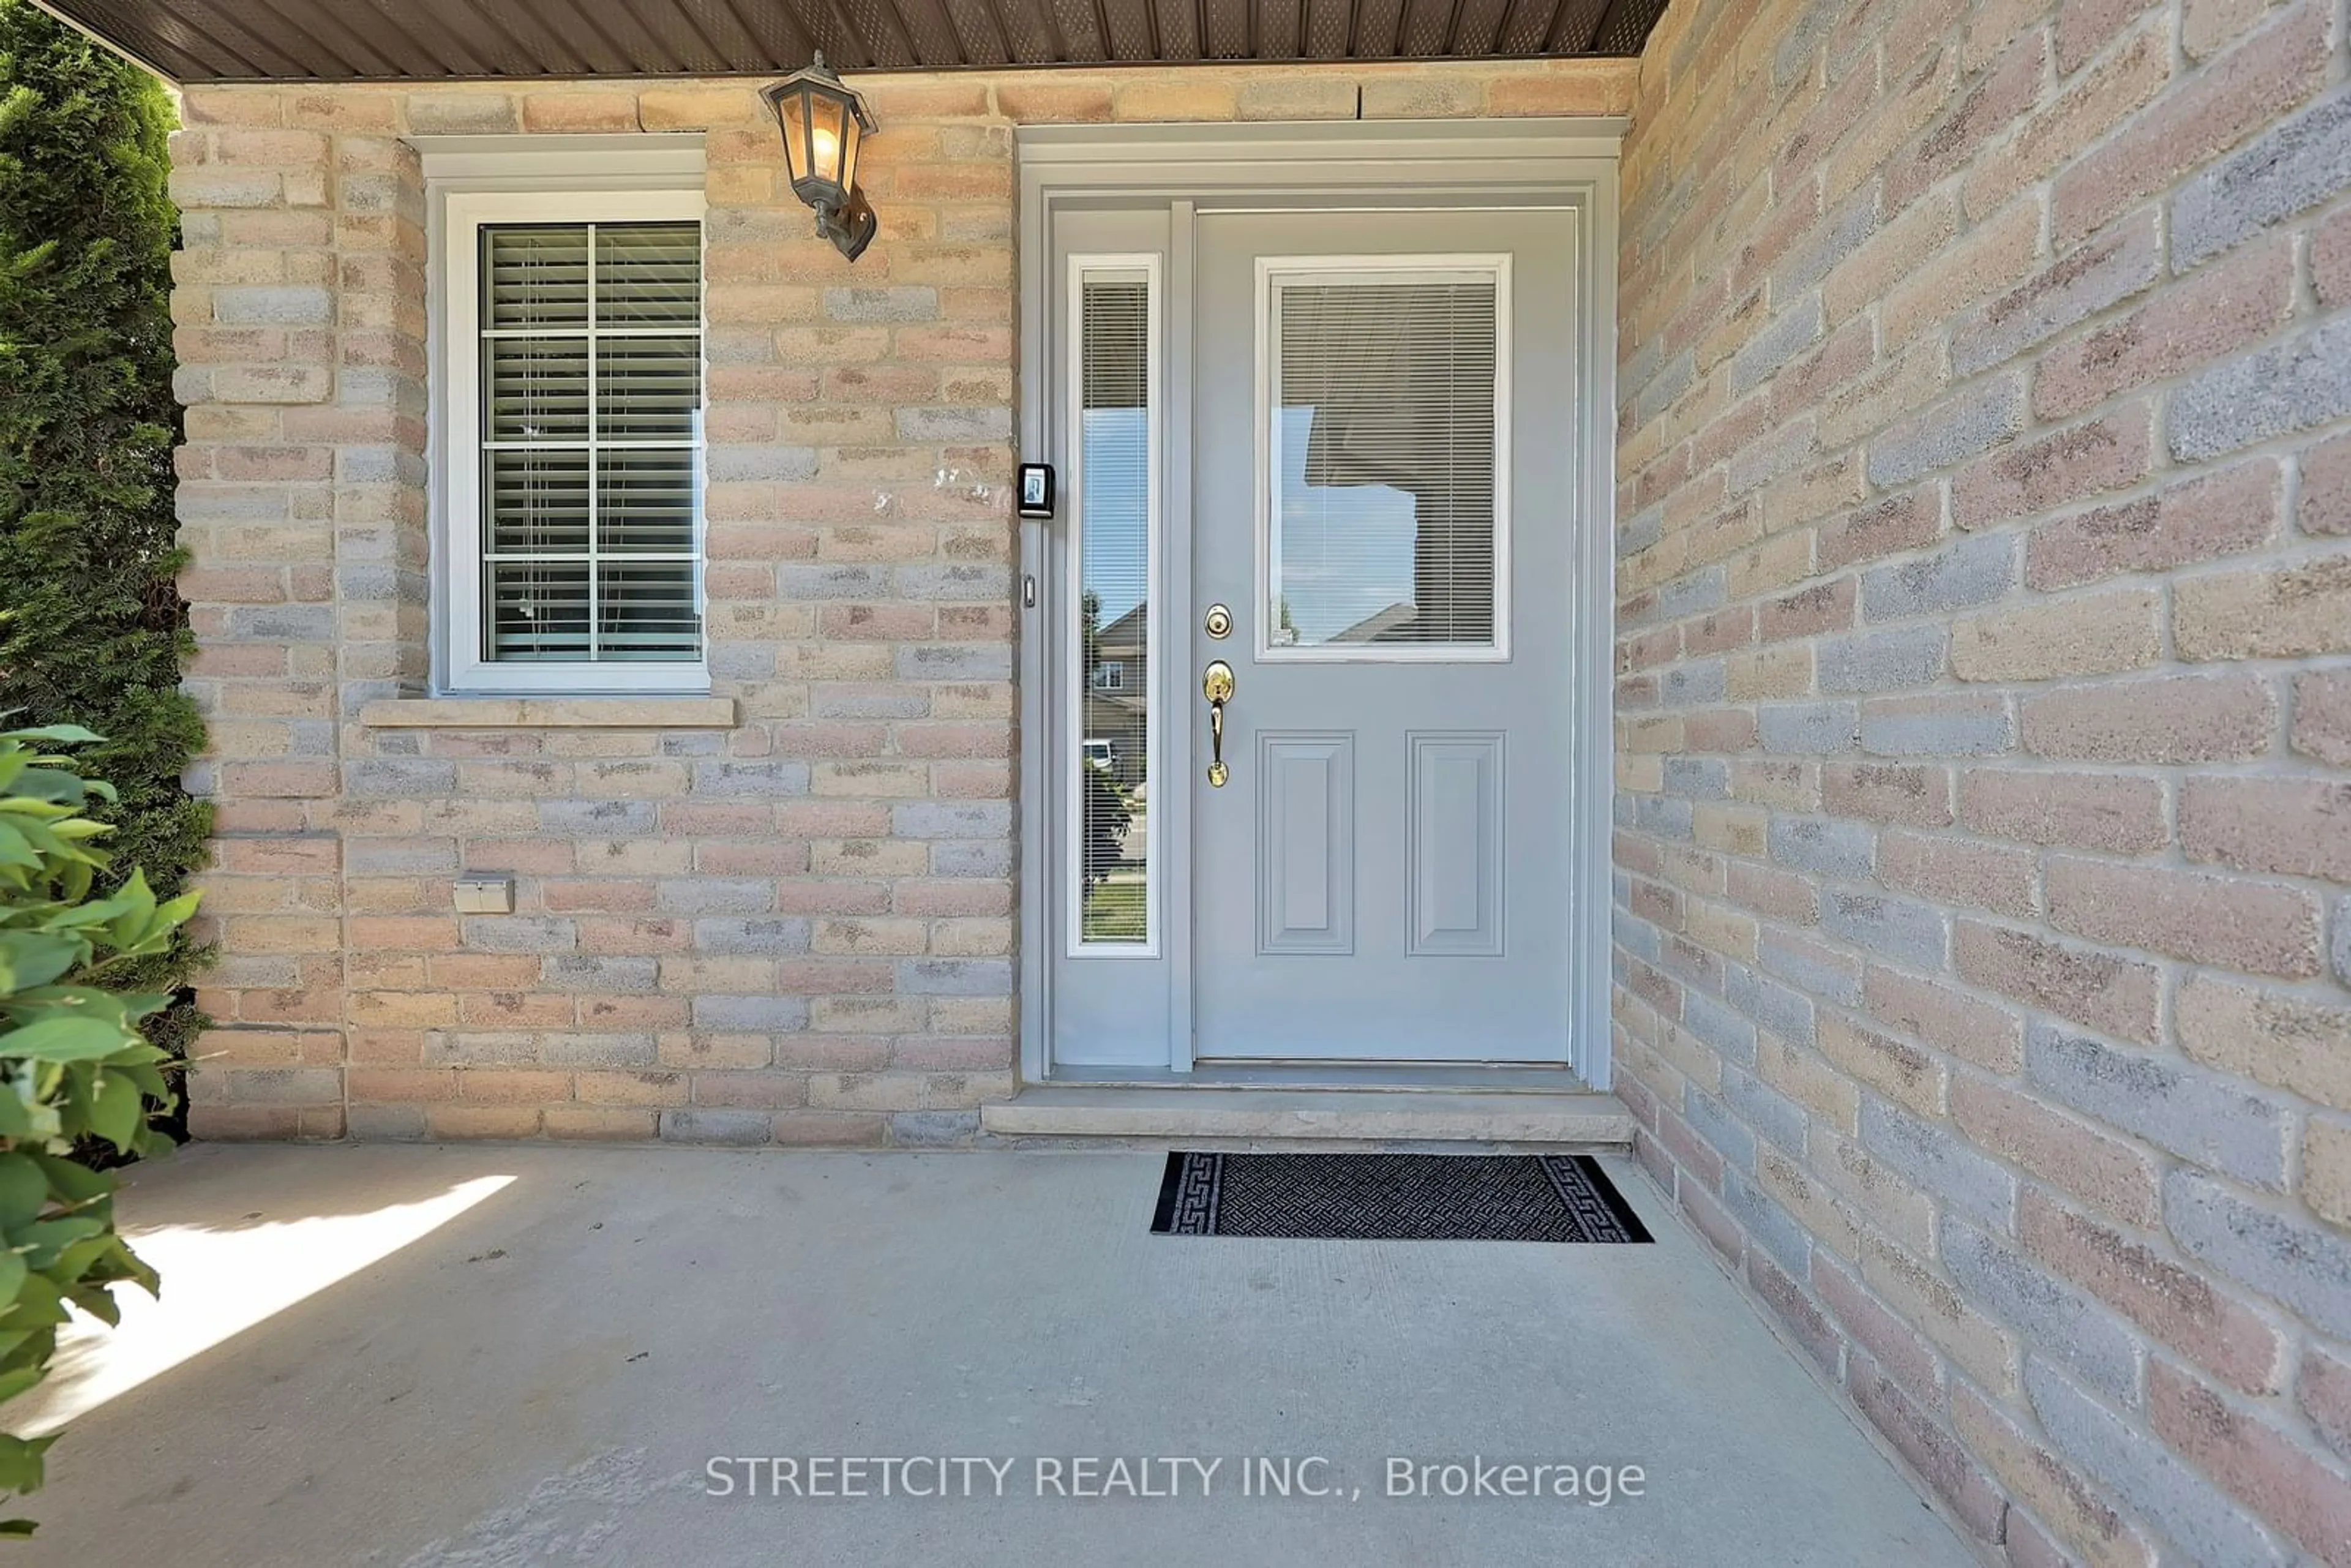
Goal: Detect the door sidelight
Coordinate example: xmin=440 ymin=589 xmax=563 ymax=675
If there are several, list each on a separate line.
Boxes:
xmin=1202 ymin=660 xmax=1234 ymax=787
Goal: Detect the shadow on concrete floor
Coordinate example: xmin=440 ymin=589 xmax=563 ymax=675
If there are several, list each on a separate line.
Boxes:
xmin=8 ymin=1142 xmax=1973 ymax=1567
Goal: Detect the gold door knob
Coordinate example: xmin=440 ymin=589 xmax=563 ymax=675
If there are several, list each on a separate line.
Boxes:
xmin=1202 ymin=660 xmax=1234 ymax=787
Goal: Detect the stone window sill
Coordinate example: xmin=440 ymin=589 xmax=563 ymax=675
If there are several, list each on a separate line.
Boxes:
xmin=358 ymin=696 xmax=737 ymax=730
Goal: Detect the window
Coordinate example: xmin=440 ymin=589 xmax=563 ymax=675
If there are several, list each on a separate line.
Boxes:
xmin=1258 ymin=256 xmax=1510 ymax=662
xmin=1067 ymin=256 xmax=1159 ymax=953
xmin=441 ymin=189 xmax=708 ymax=692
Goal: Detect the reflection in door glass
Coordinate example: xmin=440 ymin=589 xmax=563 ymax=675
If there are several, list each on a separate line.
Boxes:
xmin=1076 ymin=271 xmax=1152 ymax=945
xmin=1267 ymin=275 xmax=1500 ymax=653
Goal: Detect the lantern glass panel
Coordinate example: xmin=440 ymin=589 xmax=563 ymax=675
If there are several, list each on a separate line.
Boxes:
xmin=835 ymin=110 xmax=862 ymax=200
xmin=808 ymin=92 xmax=847 ymax=191
xmin=778 ymin=89 xmax=811 ymax=186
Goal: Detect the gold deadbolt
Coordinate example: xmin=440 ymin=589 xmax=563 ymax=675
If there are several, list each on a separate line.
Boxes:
xmin=1203 ymin=603 xmax=1233 ymax=640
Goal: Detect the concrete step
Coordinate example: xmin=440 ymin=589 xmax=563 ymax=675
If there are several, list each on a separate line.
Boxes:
xmin=981 ymin=1086 xmax=1634 ymax=1148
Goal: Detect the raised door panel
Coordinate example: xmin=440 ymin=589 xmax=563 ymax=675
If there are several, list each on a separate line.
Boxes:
xmin=1255 ymin=732 xmax=1354 ymax=956
xmin=1406 ymin=732 xmax=1504 ymax=956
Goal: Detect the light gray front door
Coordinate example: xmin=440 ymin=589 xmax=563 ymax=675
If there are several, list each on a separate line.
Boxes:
xmin=1037 ymin=190 xmax=1592 ymax=1075
xmin=1188 ymin=208 xmax=1578 ymax=1063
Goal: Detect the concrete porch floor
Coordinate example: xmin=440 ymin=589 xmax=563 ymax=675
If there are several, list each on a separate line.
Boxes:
xmin=9 ymin=1144 xmax=1975 ymax=1566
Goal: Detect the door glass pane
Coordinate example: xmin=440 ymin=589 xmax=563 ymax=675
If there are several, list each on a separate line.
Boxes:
xmin=1076 ymin=268 xmax=1153 ymax=947
xmin=1267 ymin=272 xmax=1501 ymax=655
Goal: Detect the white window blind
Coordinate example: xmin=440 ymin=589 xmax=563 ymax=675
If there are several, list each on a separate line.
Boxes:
xmin=477 ymin=220 xmax=703 ymax=667
xmin=1071 ymin=263 xmax=1157 ymax=951
xmin=1265 ymin=268 xmax=1505 ymax=659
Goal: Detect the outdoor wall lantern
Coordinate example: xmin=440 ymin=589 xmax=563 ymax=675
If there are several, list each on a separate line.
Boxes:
xmin=762 ymin=53 xmax=880 ymax=262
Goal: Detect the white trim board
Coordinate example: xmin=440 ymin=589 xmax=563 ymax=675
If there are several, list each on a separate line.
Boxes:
xmin=415 ymin=134 xmax=707 ymax=185
xmin=1014 ymin=119 xmax=1622 ymax=1092
xmin=1015 ymin=119 xmax=1629 ymax=182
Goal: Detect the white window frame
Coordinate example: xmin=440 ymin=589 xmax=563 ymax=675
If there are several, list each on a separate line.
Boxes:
xmin=1065 ymin=252 xmax=1163 ymax=959
xmin=437 ymin=182 xmax=710 ymax=695
xmin=1254 ymin=253 xmax=1514 ymax=665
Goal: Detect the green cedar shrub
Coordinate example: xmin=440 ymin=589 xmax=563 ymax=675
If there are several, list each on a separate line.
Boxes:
xmin=0 ymin=2 xmax=208 ymax=1106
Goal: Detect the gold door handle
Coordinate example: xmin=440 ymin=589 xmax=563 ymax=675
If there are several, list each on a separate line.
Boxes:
xmin=1202 ymin=659 xmax=1234 ymax=787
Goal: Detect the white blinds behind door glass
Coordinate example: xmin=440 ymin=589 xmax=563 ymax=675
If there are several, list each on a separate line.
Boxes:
xmin=480 ymin=222 xmax=703 ymax=664
xmin=1077 ymin=273 xmax=1152 ymax=945
xmin=1269 ymin=277 xmax=1499 ymax=652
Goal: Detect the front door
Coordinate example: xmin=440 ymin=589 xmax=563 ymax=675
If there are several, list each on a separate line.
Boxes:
xmin=1190 ymin=209 xmax=1575 ymax=1062
xmin=1040 ymin=197 xmax=1586 ymax=1072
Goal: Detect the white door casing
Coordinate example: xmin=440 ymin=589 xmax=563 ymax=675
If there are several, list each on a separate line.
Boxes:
xmin=1014 ymin=122 xmax=1621 ymax=1087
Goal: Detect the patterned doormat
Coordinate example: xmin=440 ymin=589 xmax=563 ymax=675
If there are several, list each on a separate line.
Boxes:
xmin=1149 ymin=1152 xmax=1652 ymax=1242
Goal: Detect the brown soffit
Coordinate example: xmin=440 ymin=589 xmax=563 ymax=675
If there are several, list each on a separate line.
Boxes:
xmin=34 ymin=0 xmax=1668 ymax=83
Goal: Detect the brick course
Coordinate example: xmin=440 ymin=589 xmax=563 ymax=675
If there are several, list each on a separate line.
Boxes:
xmin=167 ymin=9 xmax=2351 ymax=1548
xmin=170 ymin=58 xmax=1640 ymax=1149
xmin=1618 ymin=0 xmax=2351 ymax=1558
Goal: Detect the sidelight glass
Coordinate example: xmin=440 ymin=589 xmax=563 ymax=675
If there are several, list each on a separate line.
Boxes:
xmin=1073 ymin=264 xmax=1156 ymax=948
xmin=1264 ymin=267 xmax=1505 ymax=658
xmin=478 ymin=220 xmax=703 ymax=664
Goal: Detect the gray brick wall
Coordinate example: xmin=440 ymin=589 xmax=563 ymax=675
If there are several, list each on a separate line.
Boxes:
xmin=1616 ymin=0 xmax=2351 ymax=1559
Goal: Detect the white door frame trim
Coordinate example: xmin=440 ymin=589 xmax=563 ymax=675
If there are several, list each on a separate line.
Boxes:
xmin=1014 ymin=119 xmax=1622 ymax=1090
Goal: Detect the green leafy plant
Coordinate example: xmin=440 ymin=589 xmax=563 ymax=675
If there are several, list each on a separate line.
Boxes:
xmin=0 ymin=725 xmax=195 ymax=1534
xmin=0 ymin=3 xmax=208 ymax=1105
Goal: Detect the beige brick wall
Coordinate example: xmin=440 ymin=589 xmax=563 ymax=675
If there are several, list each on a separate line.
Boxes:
xmin=167 ymin=58 xmax=1638 ymax=1146
xmin=1616 ymin=0 xmax=2351 ymax=1559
